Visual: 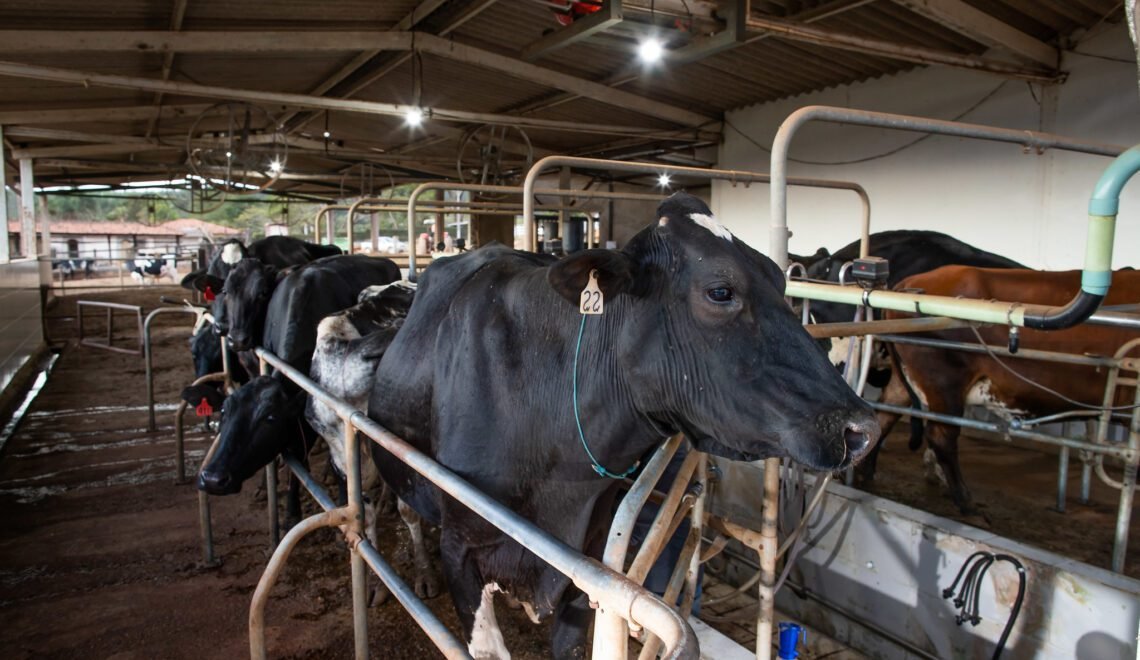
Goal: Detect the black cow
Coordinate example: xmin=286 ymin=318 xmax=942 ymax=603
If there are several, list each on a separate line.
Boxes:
xmin=182 ymin=236 xmax=342 ymax=335
xmin=368 ymin=193 xmax=879 ymax=658
xmin=181 ymin=317 xmax=250 ymax=414
xmin=790 ymin=230 xmax=1025 ymax=325
xmin=197 ymin=255 xmax=401 ymax=505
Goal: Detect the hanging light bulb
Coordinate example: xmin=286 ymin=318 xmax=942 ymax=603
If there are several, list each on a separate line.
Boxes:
xmin=657 ymin=173 xmax=671 ymax=188
xmin=268 ymin=159 xmax=284 ymax=175
xmin=638 ymin=37 xmax=664 ymax=63
xmin=405 ymin=107 xmax=424 ymax=127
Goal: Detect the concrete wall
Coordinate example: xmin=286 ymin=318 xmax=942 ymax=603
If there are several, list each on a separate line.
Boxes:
xmin=0 ymin=258 xmax=44 ymax=399
xmin=713 ymin=23 xmax=1140 ymax=270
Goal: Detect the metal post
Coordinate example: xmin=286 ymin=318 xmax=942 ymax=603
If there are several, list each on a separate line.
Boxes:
xmin=1056 ymin=445 xmax=1070 ymax=513
xmin=258 ymin=356 xmax=279 ymax=548
xmin=344 ymin=417 xmax=369 ymax=659
xmin=19 ymin=158 xmax=35 ymax=258
xmin=755 ymin=458 xmax=780 ymax=660
xmin=0 ymin=125 xmax=9 ymax=262
xmin=199 ymin=432 xmax=223 ymax=568
xmin=144 ymin=306 xmax=199 ymax=431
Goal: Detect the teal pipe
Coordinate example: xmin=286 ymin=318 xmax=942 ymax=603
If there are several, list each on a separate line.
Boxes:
xmin=1083 ymin=145 xmax=1140 ymax=296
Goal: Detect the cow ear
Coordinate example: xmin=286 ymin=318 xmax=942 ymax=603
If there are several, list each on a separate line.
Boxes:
xmin=181 ymin=270 xmax=204 ymax=290
xmin=547 ymin=249 xmax=635 ymax=306
xmin=813 ymin=247 xmax=830 ymax=258
xmin=190 ymin=274 xmax=225 ymax=294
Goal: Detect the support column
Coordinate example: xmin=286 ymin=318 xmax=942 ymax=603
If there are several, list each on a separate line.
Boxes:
xmin=0 ymin=125 xmax=9 ymax=262
xmin=19 ymin=158 xmax=35 ymax=258
xmin=432 ymin=189 xmax=445 ymax=252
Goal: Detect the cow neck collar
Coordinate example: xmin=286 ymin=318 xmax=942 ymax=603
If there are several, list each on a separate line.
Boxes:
xmin=573 ymin=313 xmax=640 ymax=479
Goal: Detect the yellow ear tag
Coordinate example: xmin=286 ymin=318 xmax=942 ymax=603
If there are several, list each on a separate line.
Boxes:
xmin=579 ymin=269 xmax=604 ymax=315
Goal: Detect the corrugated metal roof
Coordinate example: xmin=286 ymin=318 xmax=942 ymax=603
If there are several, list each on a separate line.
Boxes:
xmin=0 ymin=0 xmax=1122 ymax=197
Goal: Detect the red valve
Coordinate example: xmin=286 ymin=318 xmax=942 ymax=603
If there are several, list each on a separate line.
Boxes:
xmin=204 ymin=285 xmax=216 ymax=302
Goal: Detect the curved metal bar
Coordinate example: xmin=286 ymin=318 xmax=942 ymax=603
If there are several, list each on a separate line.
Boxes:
xmin=250 ymin=508 xmax=351 ymax=660
xmin=769 ymin=105 xmax=1132 ymax=327
xmin=521 ymin=155 xmax=871 ymax=256
xmin=405 ymin=182 xmax=666 ymax=278
xmin=256 ymin=347 xmax=697 ymax=660
xmin=313 ymin=204 xmax=349 ymax=244
xmin=144 ymin=306 xmax=201 ymax=431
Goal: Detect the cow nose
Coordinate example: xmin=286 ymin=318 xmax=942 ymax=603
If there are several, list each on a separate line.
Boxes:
xmin=843 ymin=418 xmax=880 ymax=459
xmin=227 ymin=333 xmax=249 ymax=351
xmin=198 ymin=469 xmax=238 ymax=495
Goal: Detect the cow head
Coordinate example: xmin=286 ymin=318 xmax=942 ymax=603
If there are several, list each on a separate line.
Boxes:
xmin=197 ymin=376 xmax=303 ymax=494
xmin=221 ymin=258 xmax=282 ymax=352
xmin=547 ymin=193 xmax=878 ymax=469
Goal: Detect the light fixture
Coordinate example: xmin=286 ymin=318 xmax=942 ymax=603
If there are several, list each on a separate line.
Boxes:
xmin=657 ymin=173 xmax=671 ymax=188
xmin=225 ymin=150 xmax=232 ymax=158
xmin=322 ymin=130 xmax=331 ymax=138
xmin=269 ymin=159 xmax=283 ymax=175
xmin=405 ymin=107 xmax=424 ymax=127
xmin=638 ymin=37 xmax=664 ymax=63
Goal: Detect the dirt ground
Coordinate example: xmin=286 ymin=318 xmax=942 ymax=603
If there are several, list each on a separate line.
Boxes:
xmin=0 ymin=286 xmax=1135 ymax=660
xmin=0 ymin=286 xmax=551 ymax=660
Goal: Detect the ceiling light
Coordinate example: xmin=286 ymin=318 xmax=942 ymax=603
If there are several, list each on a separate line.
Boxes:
xmin=639 ymin=37 xmax=664 ymax=63
xmin=657 ymin=173 xmax=671 ymax=188
xmin=269 ymin=159 xmax=283 ymax=175
xmin=405 ymin=107 xmax=424 ymax=127
xmin=323 ymin=130 xmax=331 ymax=138
xmin=225 ymin=151 xmax=232 ymax=158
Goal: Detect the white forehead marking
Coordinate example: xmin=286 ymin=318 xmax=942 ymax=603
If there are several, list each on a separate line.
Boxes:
xmin=221 ymin=243 xmax=243 ymax=265
xmin=689 ymin=212 xmax=733 ymax=241
xmin=658 ymin=216 xmax=669 ymax=227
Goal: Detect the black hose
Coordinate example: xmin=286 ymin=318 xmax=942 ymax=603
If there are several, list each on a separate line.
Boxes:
xmin=942 ymin=551 xmax=1028 ymax=659
xmin=1022 ymin=290 xmax=1104 ymax=330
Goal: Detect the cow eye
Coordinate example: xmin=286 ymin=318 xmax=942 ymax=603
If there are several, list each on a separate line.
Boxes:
xmin=706 ymin=287 xmax=734 ymax=303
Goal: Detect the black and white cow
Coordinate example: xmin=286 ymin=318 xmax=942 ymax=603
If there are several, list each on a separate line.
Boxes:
xmin=196 ymin=255 xmax=401 ymax=519
xmin=53 ymin=258 xmax=95 ymax=279
xmin=368 ymin=193 xmax=879 ymax=658
xmin=182 ymin=236 xmax=343 ymax=336
xmin=130 ymin=257 xmax=176 ymax=284
xmin=302 ymin=282 xmax=432 ymax=599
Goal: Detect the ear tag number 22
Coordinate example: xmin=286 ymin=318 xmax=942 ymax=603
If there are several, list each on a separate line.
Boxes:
xmin=580 ymin=269 xmax=604 ymax=315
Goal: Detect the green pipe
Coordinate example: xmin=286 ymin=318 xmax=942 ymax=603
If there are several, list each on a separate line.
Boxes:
xmin=1085 ymin=145 xmax=1140 ymax=295
xmin=784 ymin=281 xmax=1030 ymax=326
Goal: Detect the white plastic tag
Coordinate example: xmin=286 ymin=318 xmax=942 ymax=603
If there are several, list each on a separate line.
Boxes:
xmin=579 ymin=269 xmax=603 ymax=315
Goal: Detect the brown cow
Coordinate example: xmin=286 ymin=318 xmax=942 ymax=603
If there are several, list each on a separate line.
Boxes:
xmin=861 ymin=266 xmax=1140 ymax=514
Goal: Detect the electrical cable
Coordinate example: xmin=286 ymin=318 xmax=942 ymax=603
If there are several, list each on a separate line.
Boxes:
xmin=968 ymin=325 xmax=1140 ymax=412
xmin=723 ymin=80 xmax=1010 ymax=166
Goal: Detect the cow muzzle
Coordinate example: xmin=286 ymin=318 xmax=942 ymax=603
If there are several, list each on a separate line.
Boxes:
xmin=197 ymin=468 xmax=240 ymax=495
xmin=814 ymin=409 xmax=881 ymax=468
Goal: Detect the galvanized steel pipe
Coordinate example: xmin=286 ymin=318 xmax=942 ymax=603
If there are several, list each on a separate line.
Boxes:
xmin=522 ymin=155 xmax=871 ymax=256
xmin=144 ymin=306 xmax=201 ymax=431
xmin=255 ymin=348 xmax=697 ymax=659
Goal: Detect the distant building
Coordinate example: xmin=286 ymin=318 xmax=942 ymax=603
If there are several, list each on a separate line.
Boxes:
xmin=160 ymin=218 xmax=245 ymax=243
xmin=8 ymin=220 xmax=184 ymax=261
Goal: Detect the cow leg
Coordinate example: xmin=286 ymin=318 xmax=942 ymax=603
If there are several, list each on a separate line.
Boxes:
xmin=399 ymin=498 xmax=440 ymax=599
xmin=377 ymin=480 xmax=397 ymax=516
xmin=854 ymin=364 xmax=908 ymax=489
xmin=550 ymin=588 xmax=591 ymax=660
xmin=284 ymin=469 xmax=302 ymax=530
xmin=925 ymin=421 xmax=976 ymax=515
xmin=441 ymin=532 xmax=509 ymax=660
xmin=363 ymin=497 xmax=391 ymax=606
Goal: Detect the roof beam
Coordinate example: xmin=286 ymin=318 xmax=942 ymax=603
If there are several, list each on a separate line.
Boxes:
xmin=0 ymin=60 xmax=699 ymax=138
xmin=0 ymin=30 xmax=713 ymax=127
xmin=519 ymin=0 xmax=624 ymax=61
xmin=276 ymin=0 xmax=453 ymax=127
xmin=145 ymin=0 xmax=191 ymax=138
xmin=5 ymin=126 xmax=159 ymax=144
xmin=890 ymin=0 xmax=1057 ymax=67
xmin=744 ymin=14 xmax=1062 ymax=83
xmin=0 ymin=103 xmax=213 ymax=125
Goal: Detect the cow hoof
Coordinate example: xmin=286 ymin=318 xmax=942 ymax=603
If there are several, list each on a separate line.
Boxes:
xmin=415 ymin=569 xmax=441 ymax=599
xmin=369 ymin=583 xmax=391 ymax=607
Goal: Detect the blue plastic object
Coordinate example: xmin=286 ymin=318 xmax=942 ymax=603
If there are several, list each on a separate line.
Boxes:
xmin=777 ymin=622 xmax=805 ymax=660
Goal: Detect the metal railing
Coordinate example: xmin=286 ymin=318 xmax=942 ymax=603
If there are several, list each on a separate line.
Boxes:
xmin=77 ymin=300 xmax=144 ymax=355
xmin=250 ymin=346 xmax=697 ymax=660
xmin=144 ymin=306 xmax=203 ymax=431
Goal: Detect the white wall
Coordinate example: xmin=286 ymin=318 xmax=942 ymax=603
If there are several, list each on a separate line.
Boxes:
xmin=713 ymin=24 xmax=1140 ymax=270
